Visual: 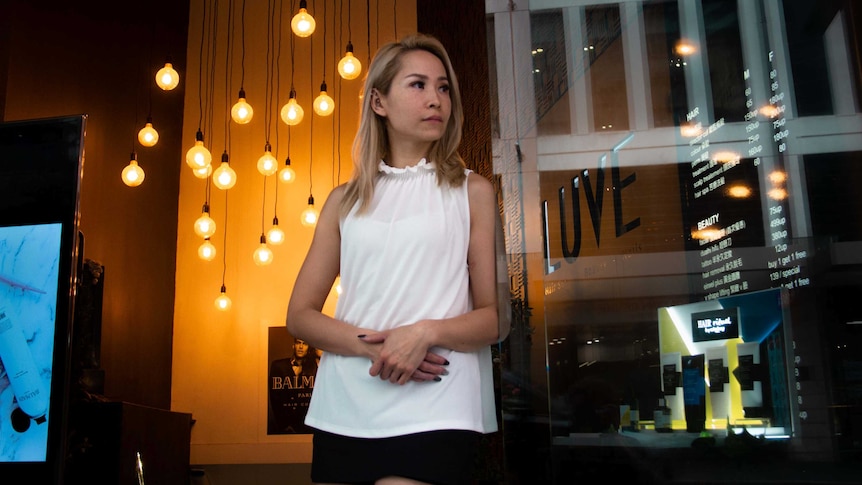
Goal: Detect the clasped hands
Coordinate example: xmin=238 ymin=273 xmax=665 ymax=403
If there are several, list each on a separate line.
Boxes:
xmin=358 ymin=322 xmax=449 ymax=385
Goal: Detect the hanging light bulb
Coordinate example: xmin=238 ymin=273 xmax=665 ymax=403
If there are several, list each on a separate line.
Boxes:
xmin=291 ymin=0 xmax=316 ymax=37
xmin=122 ymin=152 xmax=145 ymax=187
xmin=186 ymin=130 xmax=213 ymax=169
xmin=280 ymin=88 xmax=304 ymax=126
xmin=313 ymin=81 xmax=335 ymax=116
xmin=137 ymin=116 xmax=159 ymax=147
xmin=338 ymin=42 xmax=362 ymax=80
xmin=155 ymin=60 xmax=180 ymax=91
xmin=253 ymin=234 xmax=274 ymax=266
xmin=215 ymin=285 xmax=232 ymax=311
xmin=257 ymin=143 xmax=278 ymax=176
xmin=300 ymin=195 xmax=319 ymax=227
xmin=198 ymin=237 xmax=217 ymax=261
xmin=192 ymin=163 xmax=213 ymax=179
xmin=213 ymin=151 xmax=237 ymax=190
xmin=267 ymin=217 xmax=285 ymax=245
xmin=278 ymin=156 xmax=296 ymax=183
xmin=194 ymin=203 xmax=217 ymax=238
xmin=231 ymin=89 xmax=254 ymax=124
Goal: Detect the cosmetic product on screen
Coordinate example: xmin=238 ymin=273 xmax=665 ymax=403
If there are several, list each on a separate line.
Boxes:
xmin=0 ymin=306 xmax=48 ymax=424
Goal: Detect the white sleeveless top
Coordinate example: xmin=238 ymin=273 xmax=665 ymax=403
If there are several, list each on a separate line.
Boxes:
xmin=304 ymin=159 xmax=498 ymax=438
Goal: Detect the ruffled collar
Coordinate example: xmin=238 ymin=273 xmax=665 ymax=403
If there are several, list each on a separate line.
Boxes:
xmin=377 ymin=158 xmax=436 ymax=174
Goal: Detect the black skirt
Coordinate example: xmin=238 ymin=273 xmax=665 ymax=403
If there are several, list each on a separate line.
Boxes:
xmin=310 ymin=428 xmax=482 ymax=485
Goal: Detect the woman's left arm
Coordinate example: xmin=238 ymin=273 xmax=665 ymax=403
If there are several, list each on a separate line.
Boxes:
xmin=388 ymin=174 xmax=503 ymax=348
xmin=435 ymin=173 xmax=508 ymax=349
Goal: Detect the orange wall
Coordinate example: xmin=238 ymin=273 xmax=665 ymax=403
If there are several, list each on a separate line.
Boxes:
xmin=171 ymin=0 xmax=417 ymax=465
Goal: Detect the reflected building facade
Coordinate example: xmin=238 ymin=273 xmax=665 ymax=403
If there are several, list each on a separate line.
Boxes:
xmin=486 ymin=0 xmax=861 ymax=482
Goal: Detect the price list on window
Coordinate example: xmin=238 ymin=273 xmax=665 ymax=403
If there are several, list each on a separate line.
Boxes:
xmin=684 ymin=107 xmax=763 ymax=301
xmin=752 ymin=51 xmax=820 ymax=436
xmin=746 ymin=52 xmax=810 ymax=293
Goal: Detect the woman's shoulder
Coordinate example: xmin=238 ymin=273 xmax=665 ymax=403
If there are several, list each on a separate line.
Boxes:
xmin=331 ymin=182 xmax=349 ymax=197
xmin=466 ymin=171 xmax=495 ymax=199
xmin=322 ymin=183 xmax=349 ymax=207
xmin=315 ymin=183 xmax=351 ymax=227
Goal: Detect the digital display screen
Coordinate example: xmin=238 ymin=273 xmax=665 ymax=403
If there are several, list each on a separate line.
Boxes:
xmin=0 ymin=115 xmax=85 ymax=483
xmin=0 ymin=222 xmax=62 ymax=462
xmin=691 ymin=307 xmax=740 ymax=342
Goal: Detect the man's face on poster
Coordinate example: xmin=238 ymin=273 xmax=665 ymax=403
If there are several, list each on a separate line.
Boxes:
xmin=293 ymin=338 xmax=309 ymax=358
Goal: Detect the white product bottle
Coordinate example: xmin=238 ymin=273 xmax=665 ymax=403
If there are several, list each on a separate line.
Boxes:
xmin=654 ymin=398 xmax=672 ymax=432
xmin=0 ymin=307 xmax=48 ymax=423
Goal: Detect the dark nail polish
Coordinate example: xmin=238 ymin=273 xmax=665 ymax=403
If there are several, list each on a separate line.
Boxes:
xmin=441 ymin=369 xmax=449 ymax=376
xmin=443 ymin=360 xmax=450 ymax=365
xmin=433 ymin=376 xmax=442 ymax=382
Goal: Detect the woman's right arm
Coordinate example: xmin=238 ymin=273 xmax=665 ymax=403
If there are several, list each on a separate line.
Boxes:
xmin=286 ymin=186 xmax=370 ymax=357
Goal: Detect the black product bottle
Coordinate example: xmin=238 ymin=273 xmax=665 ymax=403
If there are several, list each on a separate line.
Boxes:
xmin=682 ymin=354 xmax=706 ymax=433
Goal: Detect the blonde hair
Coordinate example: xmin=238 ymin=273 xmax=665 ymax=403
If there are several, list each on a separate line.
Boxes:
xmin=340 ymin=33 xmax=466 ymax=216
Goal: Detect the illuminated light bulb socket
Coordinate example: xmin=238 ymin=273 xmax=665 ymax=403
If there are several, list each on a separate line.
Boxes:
xmin=268 ymin=217 xmax=285 ymax=245
xmin=257 ymin=142 xmax=278 ymax=176
xmin=215 ymin=285 xmax=232 ymax=311
xmin=186 ymin=129 xmax=213 ymax=169
xmin=231 ymin=89 xmax=254 ymax=124
xmin=193 ymin=163 xmax=213 ymax=179
xmin=122 ymin=152 xmax=145 ymax=187
xmin=198 ymin=238 xmax=217 ymax=261
xmin=281 ymin=88 xmax=304 ymax=126
xmin=138 ymin=116 xmax=159 ymax=147
xmin=291 ymin=0 xmax=316 ymax=37
xmin=338 ymin=42 xmax=362 ymax=80
xmin=314 ymin=82 xmax=335 ymax=116
xmin=213 ymin=151 xmax=237 ymax=190
xmin=194 ymin=203 xmax=216 ymax=238
xmin=155 ymin=60 xmax=180 ymax=91
xmin=278 ymin=156 xmax=296 ymax=183
xmin=301 ymin=195 xmax=319 ymax=227
xmin=253 ymin=234 xmax=274 ymax=266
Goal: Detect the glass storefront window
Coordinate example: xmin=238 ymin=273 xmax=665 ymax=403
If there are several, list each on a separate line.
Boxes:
xmin=532 ymin=10 xmax=570 ymax=135
xmin=703 ymin=0 xmax=747 ymax=123
xmin=644 ymin=0 xmax=688 ymax=127
xmin=488 ymin=0 xmax=862 ymax=482
xmin=585 ymin=4 xmax=630 ymax=132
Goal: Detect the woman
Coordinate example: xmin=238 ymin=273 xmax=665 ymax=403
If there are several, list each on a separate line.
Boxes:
xmin=287 ymin=33 xmax=508 ymax=485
